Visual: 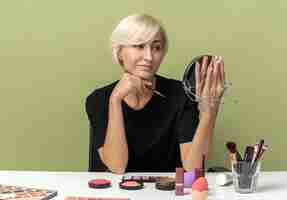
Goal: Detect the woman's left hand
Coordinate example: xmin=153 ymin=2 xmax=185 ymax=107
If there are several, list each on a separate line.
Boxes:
xmin=195 ymin=55 xmax=226 ymax=115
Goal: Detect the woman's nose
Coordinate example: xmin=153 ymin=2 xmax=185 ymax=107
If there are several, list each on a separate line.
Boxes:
xmin=143 ymin=46 xmax=152 ymax=61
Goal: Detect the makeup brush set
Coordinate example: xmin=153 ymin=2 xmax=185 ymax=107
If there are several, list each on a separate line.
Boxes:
xmin=226 ymin=139 xmax=268 ymax=167
xmin=226 ymin=139 xmax=269 ymax=193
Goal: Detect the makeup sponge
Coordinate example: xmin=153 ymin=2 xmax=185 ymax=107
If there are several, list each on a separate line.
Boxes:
xmin=192 ymin=177 xmax=208 ymax=200
xmin=192 ymin=177 xmax=208 ymax=192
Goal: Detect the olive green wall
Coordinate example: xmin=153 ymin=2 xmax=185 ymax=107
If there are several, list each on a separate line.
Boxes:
xmin=0 ymin=0 xmax=286 ymax=171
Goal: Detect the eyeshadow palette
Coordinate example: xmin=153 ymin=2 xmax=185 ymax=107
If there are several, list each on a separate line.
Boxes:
xmin=122 ymin=175 xmax=169 ymax=183
xmin=65 ymin=197 xmax=130 ymax=200
xmin=0 ymin=184 xmax=57 ymax=200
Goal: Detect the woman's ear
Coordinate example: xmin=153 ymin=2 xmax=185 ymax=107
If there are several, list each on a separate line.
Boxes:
xmin=117 ymin=48 xmax=124 ymax=66
xmin=118 ymin=49 xmax=122 ymax=61
xmin=112 ymin=45 xmax=123 ymax=66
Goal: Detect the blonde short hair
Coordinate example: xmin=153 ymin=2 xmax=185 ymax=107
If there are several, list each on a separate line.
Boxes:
xmin=110 ymin=14 xmax=168 ymax=65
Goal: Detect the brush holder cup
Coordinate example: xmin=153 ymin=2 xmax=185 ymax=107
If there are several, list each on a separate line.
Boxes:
xmin=232 ymin=161 xmax=261 ymax=193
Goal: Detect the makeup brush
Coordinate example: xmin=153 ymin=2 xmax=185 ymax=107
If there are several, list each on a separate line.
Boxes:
xmin=252 ymin=140 xmax=264 ymax=164
xmin=257 ymin=144 xmax=268 ymax=161
xmin=252 ymin=143 xmax=268 ymax=164
xmin=226 ymin=142 xmax=242 ymax=165
xmin=251 ymin=143 xmax=259 ymax=164
xmin=243 ymin=146 xmax=254 ymax=162
xmin=151 ymin=88 xmax=166 ymax=98
xmin=124 ymin=70 xmax=166 ymax=98
xmin=251 ymin=139 xmax=264 ymax=170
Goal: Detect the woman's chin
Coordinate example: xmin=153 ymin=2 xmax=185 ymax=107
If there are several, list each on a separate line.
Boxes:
xmin=135 ymin=71 xmax=155 ymax=80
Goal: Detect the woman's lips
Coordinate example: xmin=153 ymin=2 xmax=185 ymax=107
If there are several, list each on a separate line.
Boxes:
xmin=137 ymin=65 xmax=152 ymax=70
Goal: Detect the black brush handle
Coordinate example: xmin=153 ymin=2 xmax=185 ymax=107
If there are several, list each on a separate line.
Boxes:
xmin=236 ymin=151 xmax=243 ymax=161
xmin=244 ymin=146 xmax=254 ymax=162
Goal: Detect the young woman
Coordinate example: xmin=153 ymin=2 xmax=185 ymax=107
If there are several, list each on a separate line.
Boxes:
xmin=86 ymin=14 xmax=225 ymax=174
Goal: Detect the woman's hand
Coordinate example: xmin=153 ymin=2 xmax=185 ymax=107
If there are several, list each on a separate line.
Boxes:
xmin=195 ymin=55 xmax=226 ymax=115
xmin=111 ymin=72 xmax=152 ymax=105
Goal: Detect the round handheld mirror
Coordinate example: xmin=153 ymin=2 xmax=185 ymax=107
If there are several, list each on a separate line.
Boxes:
xmin=182 ymin=54 xmax=236 ymax=107
xmin=182 ymin=55 xmax=213 ymax=102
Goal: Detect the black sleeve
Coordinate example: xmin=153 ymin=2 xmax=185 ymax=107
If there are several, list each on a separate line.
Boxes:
xmin=175 ymin=91 xmax=200 ymax=144
xmin=85 ymin=91 xmax=109 ymax=150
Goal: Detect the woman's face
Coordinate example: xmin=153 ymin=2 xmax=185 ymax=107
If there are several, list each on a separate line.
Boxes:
xmin=118 ymin=32 xmax=165 ymax=81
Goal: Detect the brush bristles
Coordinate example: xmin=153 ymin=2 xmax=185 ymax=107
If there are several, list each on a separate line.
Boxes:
xmin=226 ymin=142 xmax=236 ymax=153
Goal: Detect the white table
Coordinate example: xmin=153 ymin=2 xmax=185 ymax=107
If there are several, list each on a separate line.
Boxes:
xmin=0 ymin=171 xmax=286 ymax=200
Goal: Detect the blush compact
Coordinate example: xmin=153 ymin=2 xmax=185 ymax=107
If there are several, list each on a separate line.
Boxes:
xmin=88 ymin=179 xmax=111 ymax=189
xmin=119 ymin=180 xmax=144 ymax=190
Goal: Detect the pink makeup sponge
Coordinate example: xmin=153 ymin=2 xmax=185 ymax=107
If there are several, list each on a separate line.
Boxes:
xmin=191 ymin=177 xmax=208 ymax=200
xmin=192 ymin=177 xmax=208 ymax=192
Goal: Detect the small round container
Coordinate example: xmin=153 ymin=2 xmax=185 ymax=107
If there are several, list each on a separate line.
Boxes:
xmin=119 ymin=180 xmax=144 ymax=190
xmin=155 ymin=177 xmax=175 ymax=191
xmin=88 ymin=179 xmax=111 ymax=189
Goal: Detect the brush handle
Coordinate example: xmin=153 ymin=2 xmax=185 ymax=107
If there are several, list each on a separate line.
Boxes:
xmin=153 ymin=90 xmax=166 ymax=98
xmin=229 ymin=153 xmax=237 ymax=165
xmin=236 ymin=151 xmax=243 ymax=161
xmin=251 ymin=139 xmax=264 ymax=169
xmin=254 ymin=140 xmax=264 ymax=163
xmin=243 ymin=146 xmax=254 ymax=162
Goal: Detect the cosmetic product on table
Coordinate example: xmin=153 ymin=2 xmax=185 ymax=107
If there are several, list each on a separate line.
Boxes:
xmin=183 ymin=154 xmax=205 ymax=188
xmin=155 ymin=177 xmax=175 ymax=191
xmin=226 ymin=142 xmax=242 ymax=165
xmin=232 ymin=161 xmax=261 ymax=193
xmin=243 ymin=146 xmax=254 ymax=163
xmin=65 ymin=197 xmax=130 ymax=200
xmin=215 ymin=173 xmax=233 ymax=186
xmin=226 ymin=139 xmax=269 ymax=193
xmin=122 ymin=175 xmax=169 ymax=183
xmin=257 ymin=144 xmax=268 ymax=161
xmin=175 ymin=168 xmax=184 ymax=195
xmin=88 ymin=179 xmax=111 ymax=189
xmin=119 ymin=180 xmax=144 ymax=190
xmin=251 ymin=139 xmax=264 ymax=168
xmin=184 ymin=167 xmax=204 ymax=188
xmin=183 ymin=171 xmax=196 ymax=188
xmin=191 ymin=177 xmax=208 ymax=200
xmin=0 ymin=184 xmax=57 ymax=200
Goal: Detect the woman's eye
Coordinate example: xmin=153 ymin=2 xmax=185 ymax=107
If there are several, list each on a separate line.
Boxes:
xmin=154 ymin=45 xmax=162 ymax=51
xmin=151 ymin=44 xmax=162 ymax=51
xmin=132 ymin=44 xmax=145 ymax=49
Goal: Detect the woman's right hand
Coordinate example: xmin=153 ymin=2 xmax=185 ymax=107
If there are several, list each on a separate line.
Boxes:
xmin=195 ymin=55 xmax=225 ymax=116
xmin=111 ymin=72 xmax=152 ymax=102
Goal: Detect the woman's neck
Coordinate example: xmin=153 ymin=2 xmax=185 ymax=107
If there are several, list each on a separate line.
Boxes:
xmin=124 ymin=76 xmax=156 ymax=110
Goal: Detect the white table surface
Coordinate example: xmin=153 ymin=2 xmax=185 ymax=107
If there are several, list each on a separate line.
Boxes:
xmin=0 ymin=171 xmax=286 ymax=200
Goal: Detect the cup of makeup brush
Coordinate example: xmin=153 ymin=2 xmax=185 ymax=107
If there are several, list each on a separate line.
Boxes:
xmin=231 ymin=161 xmax=261 ymax=193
